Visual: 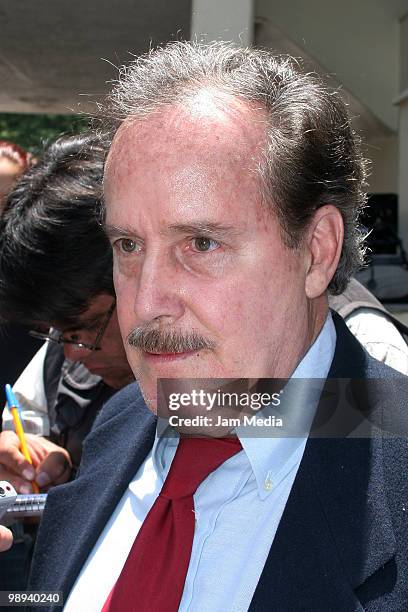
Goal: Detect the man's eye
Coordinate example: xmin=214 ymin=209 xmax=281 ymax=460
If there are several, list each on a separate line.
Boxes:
xmin=69 ymin=333 xmax=81 ymax=340
xmin=61 ymin=331 xmax=81 ymax=342
xmin=191 ymin=237 xmax=220 ymax=252
xmin=118 ymin=238 xmax=137 ymax=253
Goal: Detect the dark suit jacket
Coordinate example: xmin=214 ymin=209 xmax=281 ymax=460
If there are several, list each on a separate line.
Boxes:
xmin=28 ymin=315 xmax=408 ymax=611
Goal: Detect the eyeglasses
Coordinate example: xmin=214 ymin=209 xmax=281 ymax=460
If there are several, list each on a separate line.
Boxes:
xmin=29 ymin=299 xmax=116 ymax=352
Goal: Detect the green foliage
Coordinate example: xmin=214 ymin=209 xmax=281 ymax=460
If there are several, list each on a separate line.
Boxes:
xmin=0 ymin=113 xmax=89 ymax=155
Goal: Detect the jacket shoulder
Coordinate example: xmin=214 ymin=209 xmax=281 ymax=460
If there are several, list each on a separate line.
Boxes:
xmin=76 ymin=382 xmax=155 ymax=477
xmin=91 ymin=381 xmax=147 ymax=429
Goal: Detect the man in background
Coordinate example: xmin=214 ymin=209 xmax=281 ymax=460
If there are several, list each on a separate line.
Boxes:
xmin=0 ymin=133 xmax=133 ymax=589
xmin=0 ymin=140 xmax=35 ymax=206
xmin=0 ymin=140 xmax=42 ymax=409
xmin=329 ymin=276 xmax=408 ymax=373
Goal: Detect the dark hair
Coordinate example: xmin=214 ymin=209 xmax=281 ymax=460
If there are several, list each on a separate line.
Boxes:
xmin=0 ymin=133 xmax=113 ymax=327
xmin=0 ymin=140 xmax=33 ymax=171
xmin=100 ymin=41 xmax=368 ymax=294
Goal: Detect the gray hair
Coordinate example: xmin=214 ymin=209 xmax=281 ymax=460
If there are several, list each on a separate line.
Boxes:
xmin=100 ymin=41 xmax=368 ymax=294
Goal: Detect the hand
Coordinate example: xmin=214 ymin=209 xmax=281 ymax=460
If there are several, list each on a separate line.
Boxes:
xmin=0 ymin=431 xmax=72 ymax=493
xmin=0 ymin=525 xmax=13 ymax=552
xmin=32 ymin=437 xmax=72 ymax=490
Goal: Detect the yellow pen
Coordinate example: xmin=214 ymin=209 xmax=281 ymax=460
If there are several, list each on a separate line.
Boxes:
xmin=5 ymin=384 xmax=40 ymax=494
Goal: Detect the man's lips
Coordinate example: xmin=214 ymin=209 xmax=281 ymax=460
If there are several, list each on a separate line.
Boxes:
xmin=143 ymin=350 xmax=198 ymax=363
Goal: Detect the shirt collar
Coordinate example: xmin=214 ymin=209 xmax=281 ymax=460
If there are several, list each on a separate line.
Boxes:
xmin=238 ymin=312 xmax=336 ymax=499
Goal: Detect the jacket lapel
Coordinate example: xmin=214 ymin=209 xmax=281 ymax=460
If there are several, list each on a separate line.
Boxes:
xmin=28 ymin=384 xmax=156 ymax=605
xmin=249 ymin=314 xmax=396 ymax=611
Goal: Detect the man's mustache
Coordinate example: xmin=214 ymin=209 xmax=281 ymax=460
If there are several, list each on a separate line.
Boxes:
xmin=127 ymin=326 xmax=215 ymax=354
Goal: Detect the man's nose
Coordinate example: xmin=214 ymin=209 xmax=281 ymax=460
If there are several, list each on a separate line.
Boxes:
xmin=62 ymin=343 xmax=90 ymax=362
xmin=133 ymin=252 xmax=185 ymax=324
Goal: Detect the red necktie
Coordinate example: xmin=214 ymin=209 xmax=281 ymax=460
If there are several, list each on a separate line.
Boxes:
xmin=102 ymin=436 xmax=242 ymax=612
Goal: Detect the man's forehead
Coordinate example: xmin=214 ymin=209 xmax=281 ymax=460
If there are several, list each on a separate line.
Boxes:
xmin=103 ymin=92 xmax=269 ymax=233
xmin=105 ymin=91 xmax=267 ymax=171
xmin=56 ymin=294 xmax=113 ymax=331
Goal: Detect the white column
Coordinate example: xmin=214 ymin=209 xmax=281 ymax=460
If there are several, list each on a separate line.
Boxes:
xmin=397 ymin=96 xmax=408 ymax=245
xmin=191 ymin=0 xmax=254 ymax=46
xmin=397 ymin=13 xmax=408 ymax=245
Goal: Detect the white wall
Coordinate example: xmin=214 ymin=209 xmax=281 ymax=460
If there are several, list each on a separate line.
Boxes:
xmin=255 ymin=0 xmax=401 ymax=131
xmin=398 ymin=13 xmax=408 ymax=243
xmin=191 ymin=0 xmax=254 ymax=45
xmin=364 ymin=137 xmax=398 ymax=193
xmin=400 ymin=11 xmax=408 ymax=90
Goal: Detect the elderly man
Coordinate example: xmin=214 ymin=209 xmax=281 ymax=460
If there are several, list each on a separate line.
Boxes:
xmin=29 ymin=43 xmax=408 ymax=611
xmin=0 ymin=141 xmax=41 ymax=409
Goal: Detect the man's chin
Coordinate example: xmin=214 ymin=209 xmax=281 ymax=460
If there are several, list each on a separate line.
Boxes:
xmin=98 ymin=370 xmax=134 ymax=390
xmin=136 ymin=380 xmax=158 ymax=413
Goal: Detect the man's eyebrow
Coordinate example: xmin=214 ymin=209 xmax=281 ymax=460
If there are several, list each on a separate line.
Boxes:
xmin=104 ymin=222 xmax=241 ymax=239
xmin=62 ymin=315 xmax=102 ymax=333
xmin=167 ymin=222 xmax=239 ymax=238
xmin=104 ymin=224 xmax=138 ymax=239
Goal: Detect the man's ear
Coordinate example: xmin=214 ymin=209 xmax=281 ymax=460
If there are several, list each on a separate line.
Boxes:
xmin=304 ymin=205 xmax=344 ymax=299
